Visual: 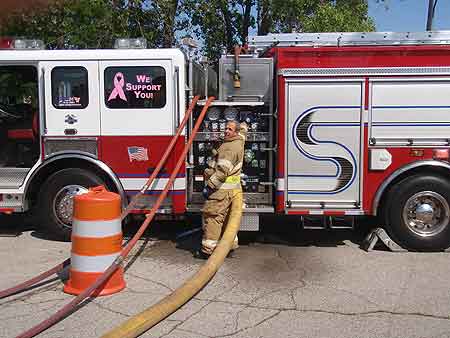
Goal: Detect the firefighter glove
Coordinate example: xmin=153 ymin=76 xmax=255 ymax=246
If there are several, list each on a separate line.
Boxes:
xmin=202 ymin=185 xmax=214 ymax=199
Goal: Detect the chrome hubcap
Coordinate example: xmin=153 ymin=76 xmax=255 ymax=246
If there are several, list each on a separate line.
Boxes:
xmin=402 ymin=191 xmax=450 ymax=237
xmin=53 ymin=185 xmax=89 ymax=229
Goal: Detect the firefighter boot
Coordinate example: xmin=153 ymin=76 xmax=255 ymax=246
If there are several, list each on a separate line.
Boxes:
xmin=193 ymin=250 xmax=211 ymax=260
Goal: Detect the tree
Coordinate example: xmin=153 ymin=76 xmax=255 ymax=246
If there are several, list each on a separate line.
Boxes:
xmin=0 ymin=0 xmax=174 ymax=49
xmin=256 ymin=0 xmax=273 ymax=35
xmin=152 ymin=0 xmax=184 ymax=48
xmin=426 ymin=0 xmax=438 ymax=30
xmin=236 ymin=0 xmax=255 ymax=46
xmin=182 ymin=0 xmax=259 ymax=60
xmin=259 ymin=0 xmax=374 ymax=33
xmin=302 ymin=1 xmax=375 ymax=32
xmin=184 ymin=0 xmax=239 ymax=60
xmin=187 ymin=0 xmax=374 ymax=62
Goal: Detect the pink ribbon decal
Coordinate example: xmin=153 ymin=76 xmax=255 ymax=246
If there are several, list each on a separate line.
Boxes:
xmin=108 ymin=72 xmax=127 ymax=102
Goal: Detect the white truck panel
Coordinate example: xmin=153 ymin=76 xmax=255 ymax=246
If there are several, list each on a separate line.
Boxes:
xmin=371 ymin=79 xmax=450 ymax=143
xmin=286 ymin=81 xmax=363 ymax=206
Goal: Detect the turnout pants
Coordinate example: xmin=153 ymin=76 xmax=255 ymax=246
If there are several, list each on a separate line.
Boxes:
xmin=202 ymin=189 xmax=240 ymax=255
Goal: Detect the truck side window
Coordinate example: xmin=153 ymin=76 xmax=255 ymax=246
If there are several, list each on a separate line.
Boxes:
xmin=51 ymin=67 xmax=88 ymax=109
xmin=104 ymin=66 xmax=166 ymax=109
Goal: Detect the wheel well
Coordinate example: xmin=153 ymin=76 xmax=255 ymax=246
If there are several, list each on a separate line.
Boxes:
xmin=376 ymin=165 xmax=450 ymax=216
xmin=26 ymin=157 xmax=122 ymax=209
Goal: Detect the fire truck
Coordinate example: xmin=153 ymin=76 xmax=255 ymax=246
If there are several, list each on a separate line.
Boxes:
xmin=2 ymin=32 xmax=450 ymax=251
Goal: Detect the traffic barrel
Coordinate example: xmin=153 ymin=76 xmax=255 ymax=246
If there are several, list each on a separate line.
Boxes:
xmin=64 ymin=186 xmax=126 ymax=296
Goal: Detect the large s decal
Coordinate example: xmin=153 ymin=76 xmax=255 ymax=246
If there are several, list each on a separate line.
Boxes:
xmin=291 ymin=106 xmax=358 ymax=194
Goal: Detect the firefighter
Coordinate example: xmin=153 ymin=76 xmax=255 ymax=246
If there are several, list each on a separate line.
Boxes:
xmin=194 ymin=120 xmax=247 ymax=259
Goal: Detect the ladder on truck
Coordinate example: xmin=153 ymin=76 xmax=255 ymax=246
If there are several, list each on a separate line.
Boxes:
xmin=248 ymin=31 xmax=450 ymax=51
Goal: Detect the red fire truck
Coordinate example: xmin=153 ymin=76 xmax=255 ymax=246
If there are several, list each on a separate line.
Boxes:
xmin=2 ymin=32 xmax=450 ymax=251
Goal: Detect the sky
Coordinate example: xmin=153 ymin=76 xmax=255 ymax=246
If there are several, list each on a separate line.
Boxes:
xmin=369 ymin=0 xmax=450 ymax=32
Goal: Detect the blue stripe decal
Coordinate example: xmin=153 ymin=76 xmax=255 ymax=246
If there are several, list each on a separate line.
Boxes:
xmin=312 ymin=123 xmax=360 ymax=127
xmin=372 ymin=105 xmax=450 ymax=127
xmin=373 ymin=105 xmax=450 ymax=109
xmin=118 ymin=173 xmax=185 ymax=178
xmin=372 ymin=123 xmax=450 ymax=127
xmin=126 ymin=190 xmax=185 ymax=196
xmin=289 ymin=175 xmax=339 ymax=178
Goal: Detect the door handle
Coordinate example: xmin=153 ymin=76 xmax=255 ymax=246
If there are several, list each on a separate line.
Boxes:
xmin=64 ymin=128 xmax=77 ymax=135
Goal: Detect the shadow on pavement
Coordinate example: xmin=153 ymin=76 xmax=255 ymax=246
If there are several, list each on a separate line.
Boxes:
xmin=0 ymin=212 xmax=36 ymax=237
xmin=255 ymin=215 xmax=379 ymax=248
xmin=124 ymin=215 xmax=382 ymax=254
xmin=1 ymin=213 xmax=381 ymax=252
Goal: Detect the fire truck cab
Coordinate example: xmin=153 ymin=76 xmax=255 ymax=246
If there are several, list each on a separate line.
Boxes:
xmin=0 ymin=38 xmax=188 ymax=240
xmin=3 ymin=32 xmax=450 ymax=252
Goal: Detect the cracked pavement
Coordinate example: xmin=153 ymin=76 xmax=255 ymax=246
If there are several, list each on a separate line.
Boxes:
xmin=1 ymin=218 xmax=450 ymax=338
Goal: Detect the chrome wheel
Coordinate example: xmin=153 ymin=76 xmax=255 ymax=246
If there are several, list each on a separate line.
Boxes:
xmin=52 ymin=185 xmax=89 ymax=229
xmin=402 ymin=191 xmax=450 ymax=237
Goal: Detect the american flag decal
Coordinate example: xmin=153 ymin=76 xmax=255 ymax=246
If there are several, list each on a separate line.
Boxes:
xmin=127 ymin=146 xmax=149 ymax=162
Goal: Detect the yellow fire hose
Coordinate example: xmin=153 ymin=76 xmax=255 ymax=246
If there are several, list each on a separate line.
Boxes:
xmin=101 ymin=189 xmax=243 ymax=338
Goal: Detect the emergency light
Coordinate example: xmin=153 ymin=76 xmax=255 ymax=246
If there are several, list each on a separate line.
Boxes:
xmin=0 ymin=38 xmax=12 ymax=49
xmin=114 ymin=38 xmax=147 ymax=49
xmin=12 ymin=39 xmax=45 ymax=49
xmin=0 ymin=38 xmax=45 ymax=50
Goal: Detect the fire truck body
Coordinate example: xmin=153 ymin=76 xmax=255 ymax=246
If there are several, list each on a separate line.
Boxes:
xmin=2 ymin=32 xmax=450 ymax=250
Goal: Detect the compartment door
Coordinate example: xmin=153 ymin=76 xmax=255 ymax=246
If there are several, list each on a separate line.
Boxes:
xmin=286 ymin=81 xmax=363 ymax=208
xmin=41 ymin=61 xmax=100 ymax=136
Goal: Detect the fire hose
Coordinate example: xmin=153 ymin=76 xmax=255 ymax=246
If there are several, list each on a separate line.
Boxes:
xmin=102 ymin=189 xmax=243 ymax=338
xmin=0 ymin=95 xmax=200 ymax=301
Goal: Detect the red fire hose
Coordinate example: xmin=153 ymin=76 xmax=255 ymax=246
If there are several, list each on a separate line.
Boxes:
xmin=14 ymin=96 xmax=214 ymax=338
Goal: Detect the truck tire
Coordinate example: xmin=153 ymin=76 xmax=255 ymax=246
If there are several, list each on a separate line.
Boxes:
xmin=37 ymin=168 xmax=105 ymax=241
xmin=384 ymin=174 xmax=450 ymax=251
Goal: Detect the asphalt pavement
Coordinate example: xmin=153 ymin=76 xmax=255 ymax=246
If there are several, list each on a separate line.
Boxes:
xmin=1 ymin=214 xmax=450 ymax=338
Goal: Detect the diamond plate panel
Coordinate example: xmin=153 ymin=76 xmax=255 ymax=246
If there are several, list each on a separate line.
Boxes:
xmin=44 ymin=138 xmax=98 ymax=158
xmin=240 ymin=213 xmax=259 ymax=231
xmin=244 ymin=193 xmax=271 ymax=205
xmin=0 ymin=194 xmax=24 ymax=210
xmin=0 ymin=168 xmax=30 ymax=188
xmin=127 ymin=194 xmax=172 ymax=210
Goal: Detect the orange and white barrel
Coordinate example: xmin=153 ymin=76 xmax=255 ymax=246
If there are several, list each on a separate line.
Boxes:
xmin=64 ymin=186 xmax=126 ymax=296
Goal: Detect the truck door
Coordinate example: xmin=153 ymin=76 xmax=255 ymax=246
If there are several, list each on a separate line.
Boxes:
xmin=99 ymin=60 xmax=173 ymax=136
xmin=286 ymin=80 xmax=363 ymax=209
xmin=98 ymin=59 xmax=179 ymax=212
xmin=41 ymin=61 xmax=100 ymax=136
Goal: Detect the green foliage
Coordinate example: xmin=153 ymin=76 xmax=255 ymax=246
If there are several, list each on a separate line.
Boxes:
xmin=1 ymin=0 xmax=375 ymax=61
xmin=267 ymin=0 xmax=374 ymax=33
xmin=187 ymin=0 xmax=374 ymax=61
xmin=302 ymin=1 xmax=375 ymax=33
xmin=256 ymin=0 xmax=375 ymax=35
xmin=0 ymin=0 xmax=171 ymax=49
xmin=184 ymin=0 xmax=239 ymax=60
xmin=269 ymin=0 xmax=316 ymax=33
